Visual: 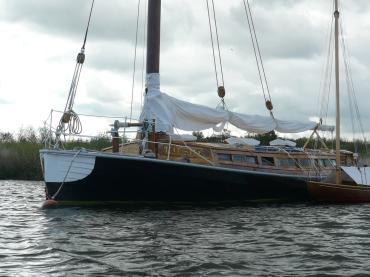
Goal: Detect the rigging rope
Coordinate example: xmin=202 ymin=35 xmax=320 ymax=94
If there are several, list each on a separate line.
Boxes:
xmin=210 ymin=0 xmax=225 ymax=87
xmin=206 ymin=0 xmax=220 ymax=88
xmin=55 ymin=0 xmax=95 ymax=145
xmin=242 ymin=0 xmax=273 ymax=112
xmin=206 ymin=0 xmax=226 ymax=108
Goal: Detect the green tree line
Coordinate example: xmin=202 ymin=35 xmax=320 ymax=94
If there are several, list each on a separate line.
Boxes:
xmin=0 ymin=128 xmax=368 ymax=181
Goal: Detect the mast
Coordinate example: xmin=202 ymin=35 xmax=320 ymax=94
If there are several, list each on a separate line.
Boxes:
xmin=146 ymin=0 xmax=161 ymax=76
xmin=334 ymin=0 xmax=341 ymax=184
xmin=144 ymin=0 xmax=161 ymax=155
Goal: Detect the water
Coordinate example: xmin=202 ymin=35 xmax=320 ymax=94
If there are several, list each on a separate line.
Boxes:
xmin=2 ymin=181 xmax=370 ymax=276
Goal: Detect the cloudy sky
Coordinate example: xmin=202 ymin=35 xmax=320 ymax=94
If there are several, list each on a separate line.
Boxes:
xmin=0 ymin=0 xmax=369 ymax=139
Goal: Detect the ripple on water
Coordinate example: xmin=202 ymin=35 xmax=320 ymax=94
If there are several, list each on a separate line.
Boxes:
xmin=2 ymin=181 xmax=370 ymax=275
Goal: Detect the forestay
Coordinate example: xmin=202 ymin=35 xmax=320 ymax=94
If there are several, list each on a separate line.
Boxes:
xmin=140 ymin=74 xmax=334 ymax=134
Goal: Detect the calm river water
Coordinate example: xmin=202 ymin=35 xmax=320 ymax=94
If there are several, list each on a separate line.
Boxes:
xmin=1 ymin=180 xmax=370 ymax=276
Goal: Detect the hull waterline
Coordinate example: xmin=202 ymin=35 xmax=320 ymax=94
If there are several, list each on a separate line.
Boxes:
xmin=40 ymin=149 xmax=322 ymax=205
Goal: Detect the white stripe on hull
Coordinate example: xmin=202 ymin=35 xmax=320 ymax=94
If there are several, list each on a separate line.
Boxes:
xmin=41 ymin=150 xmax=96 ymax=183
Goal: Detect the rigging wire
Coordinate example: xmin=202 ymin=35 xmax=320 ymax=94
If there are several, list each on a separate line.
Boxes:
xmin=316 ymin=1 xmax=335 ymax=147
xmin=66 ymin=0 xmax=95 ymax=114
xmin=319 ymin=0 xmax=368 ymax=155
xmin=341 ymin=20 xmax=357 ymax=152
xmin=82 ymin=0 xmax=95 ymax=50
xmin=339 ymin=17 xmax=369 ymax=155
xmin=129 ymin=0 xmax=142 ymax=123
xmin=317 ymin=9 xmax=334 ymax=123
xmin=321 ymin=15 xmax=335 ymax=127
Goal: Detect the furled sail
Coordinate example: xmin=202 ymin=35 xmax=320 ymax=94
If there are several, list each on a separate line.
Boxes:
xmin=140 ymin=74 xmax=334 ymax=134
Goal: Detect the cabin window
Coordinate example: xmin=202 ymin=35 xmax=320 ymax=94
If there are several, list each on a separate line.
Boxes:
xmin=233 ymin=155 xmax=244 ymax=162
xmin=322 ymin=159 xmax=336 ymax=167
xmin=315 ymin=159 xmax=325 ymax=167
xmin=245 ymin=156 xmax=258 ymax=164
xmin=233 ymin=155 xmax=257 ymax=164
xmin=261 ymin=156 xmax=275 ymax=166
xmin=217 ymin=153 xmax=232 ymax=161
xmin=277 ymin=158 xmax=296 ymax=167
xmin=297 ymin=159 xmax=312 ymax=167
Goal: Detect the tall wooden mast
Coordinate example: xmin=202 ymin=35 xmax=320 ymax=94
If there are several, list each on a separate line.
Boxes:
xmin=146 ymin=0 xmax=161 ymax=75
xmin=334 ymin=0 xmax=341 ymax=184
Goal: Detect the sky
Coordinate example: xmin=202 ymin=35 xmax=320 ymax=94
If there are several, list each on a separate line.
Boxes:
xmin=0 ymin=0 xmax=370 ymax=140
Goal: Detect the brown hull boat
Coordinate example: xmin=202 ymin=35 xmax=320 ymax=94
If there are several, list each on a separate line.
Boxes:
xmin=307 ymin=181 xmax=370 ymax=204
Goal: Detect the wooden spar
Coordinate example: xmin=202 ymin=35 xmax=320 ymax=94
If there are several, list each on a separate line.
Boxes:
xmin=334 ymin=0 xmax=341 ymax=184
xmin=146 ymin=0 xmax=161 ymax=75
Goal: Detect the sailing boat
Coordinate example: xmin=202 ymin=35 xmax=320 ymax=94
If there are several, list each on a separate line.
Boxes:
xmin=307 ymin=0 xmax=370 ymax=203
xmin=40 ymin=0 xmax=358 ymax=206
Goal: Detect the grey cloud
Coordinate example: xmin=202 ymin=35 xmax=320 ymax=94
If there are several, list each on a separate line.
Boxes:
xmin=86 ymin=41 xmax=139 ymax=73
xmin=226 ymin=1 xmax=328 ymax=60
xmin=1 ymin=0 xmax=140 ymax=42
xmin=75 ymin=82 xmax=134 ymax=119
xmin=2 ymin=0 xmax=369 ymax=134
xmin=77 ymin=102 xmax=126 ymax=119
xmin=0 ymin=0 xmax=195 ymax=48
xmin=85 ymin=77 xmax=124 ymax=104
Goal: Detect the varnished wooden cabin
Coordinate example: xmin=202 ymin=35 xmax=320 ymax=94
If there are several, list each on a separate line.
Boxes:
xmin=103 ymin=133 xmax=355 ymax=179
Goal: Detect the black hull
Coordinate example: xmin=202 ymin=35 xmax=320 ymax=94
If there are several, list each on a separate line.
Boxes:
xmin=44 ymin=153 xmax=318 ymax=203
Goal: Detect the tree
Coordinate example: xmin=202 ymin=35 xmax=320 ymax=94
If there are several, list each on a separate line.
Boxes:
xmin=18 ymin=127 xmax=38 ymax=143
xmin=246 ymin=131 xmax=277 ymax=145
xmin=192 ymin=131 xmax=204 ymax=141
xmin=0 ymin=132 xmax=14 ymax=143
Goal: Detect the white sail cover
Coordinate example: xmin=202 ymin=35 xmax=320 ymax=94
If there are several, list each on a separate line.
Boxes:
xmin=226 ymin=137 xmax=260 ymax=146
xmin=140 ymin=74 xmax=334 ymax=134
xmin=270 ymin=139 xmax=297 ymax=147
